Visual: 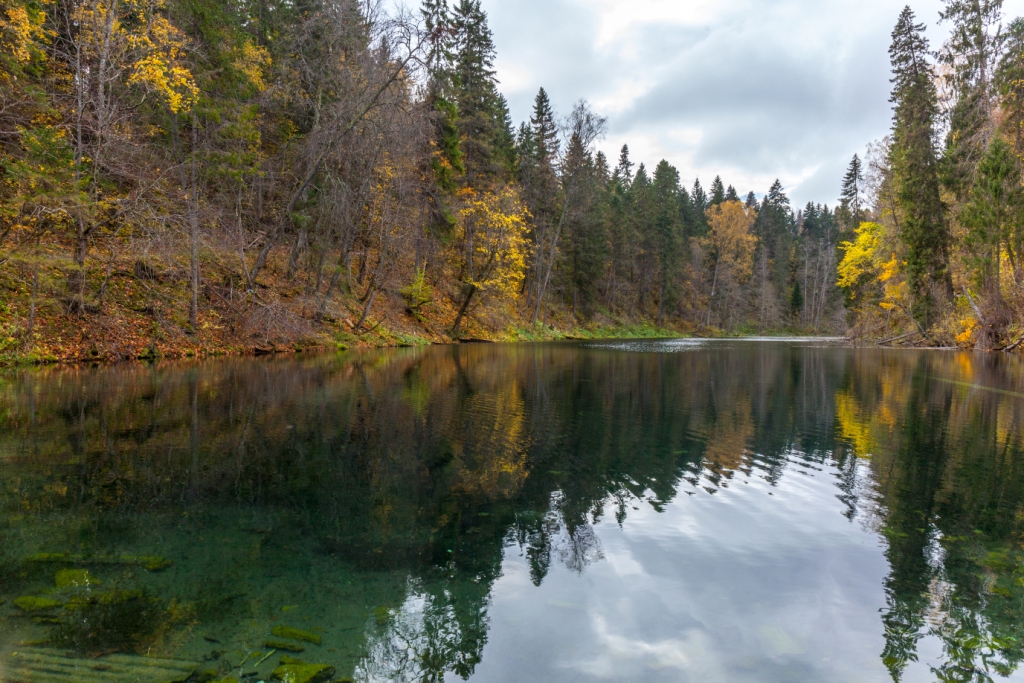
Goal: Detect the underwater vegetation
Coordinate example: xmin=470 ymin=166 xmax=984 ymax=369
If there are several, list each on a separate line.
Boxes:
xmin=270 ymin=659 xmax=335 ymax=683
xmin=3 ymin=345 xmax=1024 ymax=681
xmin=12 ymin=567 xmax=190 ymax=655
xmin=270 ymin=626 xmax=322 ymax=646
xmin=26 ymin=553 xmax=173 ymax=572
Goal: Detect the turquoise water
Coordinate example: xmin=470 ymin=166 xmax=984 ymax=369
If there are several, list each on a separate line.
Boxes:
xmin=1 ymin=340 xmax=1024 ymax=682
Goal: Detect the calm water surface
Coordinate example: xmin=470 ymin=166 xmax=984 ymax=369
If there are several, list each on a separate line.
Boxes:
xmin=2 ymin=340 xmax=1024 ymax=682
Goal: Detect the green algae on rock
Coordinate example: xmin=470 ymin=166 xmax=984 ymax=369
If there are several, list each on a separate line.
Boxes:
xmin=263 ymin=639 xmax=305 ymax=653
xmin=271 ymin=626 xmax=322 ymax=645
xmin=26 ymin=553 xmax=172 ymax=571
xmin=50 ymin=588 xmax=169 ymax=653
xmin=14 ymin=596 xmax=62 ymax=611
xmin=5 ymin=648 xmax=200 ymax=683
xmin=55 ymin=569 xmax=101 ymax=589
xmin=270 ymin=662 xmax=335 ymax=683
xmin=279 ymin=655 xmax=306 ymax=665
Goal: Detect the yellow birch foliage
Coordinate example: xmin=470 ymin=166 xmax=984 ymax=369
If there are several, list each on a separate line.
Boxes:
xmin=704 ymin=200 xmax=757 ymax=282
xmin=74 ymin=0 xmax=198 ymax=114
xmin=838 ymin=221 xmax=907 ymax=313
xmin=0 ymin=0 xmax=50 ymax=65
xmin=838 ymin=222 xmax=884 ymax=293
xmin=232 ymin=40 xmax=272 ymax=92
xmin=455 ymin=187 xmax=530 ymax=300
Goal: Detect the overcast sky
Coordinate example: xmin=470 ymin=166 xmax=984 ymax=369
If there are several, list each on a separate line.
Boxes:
xmin=478 ymin=0 xmax=1024 ymax=208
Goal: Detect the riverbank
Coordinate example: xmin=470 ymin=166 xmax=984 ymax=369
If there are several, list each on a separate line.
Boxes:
xmin=0 ymin=249 xmax=845 ymax=367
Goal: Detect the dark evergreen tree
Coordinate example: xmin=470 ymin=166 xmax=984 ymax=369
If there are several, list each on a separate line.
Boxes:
xmin=562 ymin=142 xmax=608 ymax=319
xmin=692 ymin=179 xmax=708 ymax=214
xmin=614 ymin=145 xmax=634 ymax=186
xmin=889 ymin=6 xmax=953 ymax=326
xmin=938 ymin=0 xmax=1003 ymax=195
xmin=419 ymin=0 xmax=464 ymax=233
xmin=725 ymin=185 xmax=739 ymax=203
xmin=605 ymin=146 xmax=637 ymax=309
xmin=530 ymin=87 xmax=559 ymax=164
xmin=452 ymin=0 xmax=503 ymax=183
xmin=651 ymin=160 xmax=684 ymax=324
xmin=839 ymin=154 xmax=864 ymax=228
xmin=422 ymin=0 xmax=455 ymax=93
xmin=493 ymin=94 xmax=517 ymax=175
xmin=631 ymin=164 xmax=655 ymax=311
xmin=520 ymin=87 xmax=562 ymax=308
xmin=997 ymin=18 xmax=1024 ymax=155
xmin=801 ymin=203 xmax=836 ymax=241
xmin=790 ymin=280 xmax=804 ymax=316
xmin=755 ymin=179 xmax=796 ymax=297
xmin=710 ymin=176 xmax=726 ymax=206
xmin=692 ymin=178 xmax=709 ymax=234
xmin=745 ymin=191 xmax=759 ymax=209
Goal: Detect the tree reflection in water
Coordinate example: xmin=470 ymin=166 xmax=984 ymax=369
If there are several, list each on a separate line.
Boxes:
xmin=0 ymin=342 xmax=1022 ymax=681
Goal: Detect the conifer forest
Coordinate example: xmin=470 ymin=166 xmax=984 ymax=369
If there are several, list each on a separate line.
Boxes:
xmin=1 ymin=0 xmax=1024 ymax=361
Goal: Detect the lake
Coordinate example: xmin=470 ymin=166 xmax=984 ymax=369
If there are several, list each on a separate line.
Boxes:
xmin=1 ymin=339 xmax=1024 ymax=683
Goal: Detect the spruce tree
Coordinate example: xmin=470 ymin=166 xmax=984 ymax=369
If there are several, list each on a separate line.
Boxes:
xmin=562 ymin=140 xmax=607 ymax=319
xmin=692 ymin=179 xmax=709 ymax=234
xmin=420 ymin=0 xmax=464 ymax=232
xmin=520 ymin=87 xmax=561 ymax=308
xmin=996 ymin=18 xmax=1024 ymax=154
xmin=651 ymin=160 xmax=683 ymax=323
xmin=422 ymin=0 xmax=455 ymax=94
xmin=710 ymin=176 xmax=726 ymax=206
xmin=614 ymin=145 xmax=634 ymax=186
xmin=452 ymin=0 xmax=502 ymax=183
xmin=839 ymin=154 xmax=863 ymax=227
xmin=745 ymin=191 xmax=758 ymax=209
xmin=725 ymin=185 xmax=739 ymax=203
xmin=632 ymin=165 xmax=656 ymax=311
xmin=692 ymin=179 xmax=707 ymax=214
xmin=606 ymin=146 xmax=637 ymax=310
xmin=790 ymin=280 xmax=804 ymax=317
xmin=938 ymin=0 xmax=1003 ymax=193
xmin=530 ymin=87 xmax=559 ymax=164
xmin=889 ymin=6 xmax=953 ymax=326
xmin=493 ymin=94 xmax=517 ymax=175
xmin=961 ymin=136 xmax=1019 ymax=346
xmin=755 ymin=179 xmax=796 ymax=296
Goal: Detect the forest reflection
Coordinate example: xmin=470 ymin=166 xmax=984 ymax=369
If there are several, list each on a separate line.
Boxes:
xmin=1 ymin=342 xmax=1023 ymax=682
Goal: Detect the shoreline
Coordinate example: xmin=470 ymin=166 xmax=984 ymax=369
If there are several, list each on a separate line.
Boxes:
xmin=0 ymin=328 xmax=861 ymax=369
xmin=8 ymin=332 xmax=1001 ymax=372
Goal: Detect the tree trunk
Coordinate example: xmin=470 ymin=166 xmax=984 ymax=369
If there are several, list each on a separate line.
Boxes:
xmin=188 ymin=118 xmax=201 ymax=331
xmin=452 ymin=283 xmax=477 ymax=337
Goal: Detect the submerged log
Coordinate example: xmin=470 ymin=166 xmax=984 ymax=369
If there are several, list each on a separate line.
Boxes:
xmin=4 ymin=648 xmax=199 ymax=683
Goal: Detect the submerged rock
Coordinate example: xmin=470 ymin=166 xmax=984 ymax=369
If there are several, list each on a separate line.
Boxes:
xmin=25 ymin=553 xmax=172 ymax=572
xmin=269 ymin=663 xmax=335 ymax=683
xmin=263 ymin=640 xmax=305 ymax=653
xmin=55 ymin=569 xmax=101 ymax=589
xmin=14 ymin=596 xmax=62 ymax=612
xmin=270 ymin=626 xmax=322 ymax=646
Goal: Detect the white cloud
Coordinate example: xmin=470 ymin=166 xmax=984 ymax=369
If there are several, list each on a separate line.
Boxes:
xmin=481 ymin=0 xmax=1024 ymax=206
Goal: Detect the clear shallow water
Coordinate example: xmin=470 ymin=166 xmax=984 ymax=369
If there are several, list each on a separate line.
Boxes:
xmin=1 ymin=340 xmax=1024 ymax=682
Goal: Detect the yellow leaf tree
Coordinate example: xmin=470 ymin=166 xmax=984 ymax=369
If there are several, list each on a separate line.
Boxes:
xmin=837 ymin=221 xmax=911 ymax=335
xmin=701 ymin=200 xmax=757 ymax=328
xmin=450 ymin=187 xmax=530 ymax=336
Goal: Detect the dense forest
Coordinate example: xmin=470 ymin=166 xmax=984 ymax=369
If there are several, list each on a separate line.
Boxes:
xmin=0 ymin=0 xmax=847 ymax=361
xmin=841 ymin=3 xmax=1024 ymax=351
xmin=1 ymin=0 xmax=1023 ymax=360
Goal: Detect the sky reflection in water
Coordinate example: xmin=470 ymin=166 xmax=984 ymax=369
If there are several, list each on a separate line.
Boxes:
xmin=1 ymin=340 xmax=1023 ymax=683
